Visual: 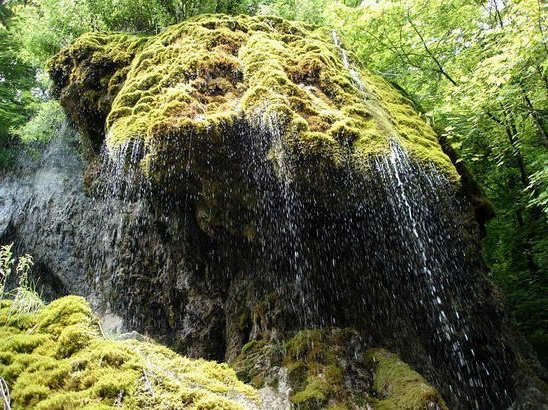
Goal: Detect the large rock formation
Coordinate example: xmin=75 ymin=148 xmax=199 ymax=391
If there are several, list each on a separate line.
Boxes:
xmin=1 ymin=14 xmax=546 ymax=409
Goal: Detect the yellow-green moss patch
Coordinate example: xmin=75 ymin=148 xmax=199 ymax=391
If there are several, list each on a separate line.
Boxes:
xmin=232 ymin=329 xmax=449 ymax=410
xmin=50 ymin=14 xmax=458 ymax=186
xmin=366 ymin=348 xmax=448 ymax=410
xmin=232 ymin=328 xmax=371 ymax=409
xmin=49 ymin=32 xmax=148 ymax=153
xmin=283 ymin=329 xmax=367 ymax=409
xmin=0 ymin=296 xmax=258 ymax=409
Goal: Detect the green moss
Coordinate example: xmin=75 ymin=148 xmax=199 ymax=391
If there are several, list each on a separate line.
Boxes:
xmin=50 ymin=14 xmax=459 ymax=188
xmin=231 ymin=338 xmax=271 ymax=387
xmin=232 ymin=329 xmax=449 ymax=409
xmin=0 ymin=296 xmax=258 ymax=409
xmin=233 ymin=328 xmax=368 ymax=409
xmin=241 ymin=339 xmax=258 ymax=354
xmin=291 ymin=374 xmax=328 ymax=404
xmin=36 ymin=295 xmax=95 ymax=335
xmin=283 ymin=329 xmax=356 ymax=409
xmin=48 ymin=32 xmax=147 ymax=153
xmin=366 ymin=348 xmax=448 ymax=410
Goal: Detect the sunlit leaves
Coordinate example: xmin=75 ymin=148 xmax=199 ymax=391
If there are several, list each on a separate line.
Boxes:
xmin=0 ymin=3 xmax=35 ymax=160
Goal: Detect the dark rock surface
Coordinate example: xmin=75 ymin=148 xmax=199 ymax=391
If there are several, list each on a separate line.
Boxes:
xmin=0 ymin=134 xmax=225 ymax=360
xmin=1 ymin=133 xmax=546 ymax=409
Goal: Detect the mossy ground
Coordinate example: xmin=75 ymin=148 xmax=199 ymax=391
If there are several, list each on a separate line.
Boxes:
xmin=50 ymin=14 xmax=458 ymax=187
xmin=0 ymin=296 xmax=258 ymax=409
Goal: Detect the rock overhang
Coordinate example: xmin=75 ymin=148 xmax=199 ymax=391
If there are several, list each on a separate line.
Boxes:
xmin=49 ymin=13 xmax=459 ymax=196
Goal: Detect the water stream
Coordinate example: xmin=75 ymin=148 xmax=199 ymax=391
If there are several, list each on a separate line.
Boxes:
xmin=331 ymin=30 xmax=510 ymax=407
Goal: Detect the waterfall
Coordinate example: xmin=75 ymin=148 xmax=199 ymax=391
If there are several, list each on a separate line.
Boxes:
xmin=68 ymin=30 xmax=514 ymax=408
xmin=373 ymin=141 xmax=506 ymax=407
xmin=330 ymin=31 xmax=510 ymax=408
xmin=244 ymin=109 xmax=318 ymax=328
xmin=331 ymin=30 xmax=365 ymax=93
xmin=96 ymin=138 xmax=148 ymax=201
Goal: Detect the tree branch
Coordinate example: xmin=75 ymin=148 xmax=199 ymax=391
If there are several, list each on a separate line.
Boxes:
xmin=405 ymin=10 xmax=458 ymax=86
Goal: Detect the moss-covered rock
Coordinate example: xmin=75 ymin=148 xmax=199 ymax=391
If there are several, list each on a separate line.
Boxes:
xmin=366 ymin=348 xmax=448 ymax=410
xmin=49 ymin=14 xmax=462 ymax=240
xmin=50 ymin=14 xmax=457 ymax=188
xmin=0 ymin=296 xmax=258 ymax=409
xmin=49 ymin=33 xmax=147 ymax=154
xmin=231 ymin=328 xmax=447 ymax=410
xmin=283 ymin=329 xmax=370 ymax=409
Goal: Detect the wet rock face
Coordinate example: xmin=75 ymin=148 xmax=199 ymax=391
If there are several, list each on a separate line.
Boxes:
xmin=0 ymin=136 xmax=226 ymax=360
xmin=48 ymin=15 xmax=457 ymax=214
xmin=2 ymin=13 xmax=545 ymax=410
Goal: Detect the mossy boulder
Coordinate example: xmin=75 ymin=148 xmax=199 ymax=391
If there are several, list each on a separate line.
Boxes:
xmin=0 ymin=296 xmax=258 ymax=409
xmin=366 ymin=348 xmax=448 ymax=410
xmin=41 ymin=15 xmax=520 ymax=409
xmin=50 ymin=14 xmax=457 ymax=195
xmin=49 ymin=33 xmax=147 ymax=154
xmin=231 ymin=328 xmax=448 ymax=410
